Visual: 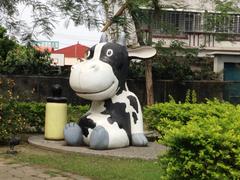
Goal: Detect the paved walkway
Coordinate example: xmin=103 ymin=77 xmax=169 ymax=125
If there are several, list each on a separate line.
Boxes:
xmin=0 ymin=157 xmax=90 ymax=180
xmin=28 ymin=135 xmax=167 ymax=160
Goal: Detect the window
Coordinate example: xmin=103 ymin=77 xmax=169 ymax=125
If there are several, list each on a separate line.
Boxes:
xmin=148 ymin=10 xmax=202 ymax=36
xmin=205 ymin=13 xmax=240 ymax=34
xmin=140 ymin=9 xmax=240 ymax=38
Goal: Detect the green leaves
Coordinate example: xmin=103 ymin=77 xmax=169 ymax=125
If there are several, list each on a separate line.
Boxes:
xmin=144 ymin=99 xmax=240 ymax=179
xmin=0 ymin=99 xmax=89 ymax=143
xmin=0 ymin=44 xmax=55 ymax=75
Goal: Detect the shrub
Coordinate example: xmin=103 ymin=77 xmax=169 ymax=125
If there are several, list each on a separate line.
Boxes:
xmin=0 ymin=100 xmax=45 ymax=142
xmin=16 ymin=102 xmax=45 ymax=133
xmin=16 ymin=103 xmax=89 ymax=133
xmin=143 ymin=99 xmax=234 ymax=139
xmin=0 ymin=78 xmax=89 ymax=142
xmin=67 ymin=104 xmax=89 ymax=123
xmin=0 ymin=99 xmax=27 ymax=143
xmin=0 ymin=99 xmax=89 ymax=142
xmin=159 ymin=107 xmax=240 ymax=179
xmin=144 ymin=99 xmax=240 ymax=179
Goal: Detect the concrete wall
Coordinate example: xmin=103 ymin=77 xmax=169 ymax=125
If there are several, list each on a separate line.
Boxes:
xmin=159 ymin=0 xmax=215 ymax=11
xmin=0 ymin=75 xmax=237 ymax=105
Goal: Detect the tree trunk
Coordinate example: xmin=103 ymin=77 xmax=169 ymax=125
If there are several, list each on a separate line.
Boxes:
xmin=145 ymin=59 xmax=154 ymax=105
xmin=130 ymin=10 xmax=154 ymax=106
xmin=145 ymin=13 xmax=154 ymax=105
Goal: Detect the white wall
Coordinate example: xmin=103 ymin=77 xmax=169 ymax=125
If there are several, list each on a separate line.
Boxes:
xmin=213 ymin=54 xmax=240 ymax=80
xmin=50 ymin=54 xmax=65 ymax=66
xmin=159 ymin=0 xmax=215 ymax=11
xmin=64 ymin=57 xmax=79 ymax=66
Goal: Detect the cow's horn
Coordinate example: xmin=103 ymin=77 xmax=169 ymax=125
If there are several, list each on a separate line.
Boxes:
xmin=117 ymin=32 xmax=126 ymax=46
xmin=100 ymin=33 xmax=108 ymax=43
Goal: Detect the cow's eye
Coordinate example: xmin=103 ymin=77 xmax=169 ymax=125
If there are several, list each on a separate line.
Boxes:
xmin=106 ymin=49 xmax=113 ymax=57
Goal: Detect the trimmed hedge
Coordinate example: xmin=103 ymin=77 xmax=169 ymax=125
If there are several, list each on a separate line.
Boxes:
xmin=0 ymin=100 xmax=89 ymax=142
xmin=16 ymin=102 xmax=45 ymax=133
xmin=144 ymin=99 xmax=234 ymax=139
xmin=0 ymin=100 xmax=27 ymax=142
xmin=144 ymin=100 xmax=240 ymax=179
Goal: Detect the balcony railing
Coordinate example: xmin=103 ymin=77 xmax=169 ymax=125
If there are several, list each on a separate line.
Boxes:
xmin=140 ymin=9 xmax=240 ymax=47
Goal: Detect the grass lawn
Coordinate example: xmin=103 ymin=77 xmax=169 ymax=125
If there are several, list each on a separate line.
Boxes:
xmin=0 ymin=143 xmax=163 ymax=180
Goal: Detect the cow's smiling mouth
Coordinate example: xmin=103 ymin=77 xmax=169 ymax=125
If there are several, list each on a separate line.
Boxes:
xmin=76 ymin=81 xmax=115 ymax=95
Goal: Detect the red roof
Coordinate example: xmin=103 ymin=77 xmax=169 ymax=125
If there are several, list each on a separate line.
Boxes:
xmin=53 ymin=43 xmax=89 ymax=58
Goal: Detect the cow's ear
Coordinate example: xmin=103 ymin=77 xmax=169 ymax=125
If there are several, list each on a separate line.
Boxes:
xmin=128 ymin=46 xmax=156 ymax=59
xmin=100 ymin=33 xmax=108 ymax=43
xmin=117 ymin=32 xmax=126 ymax=46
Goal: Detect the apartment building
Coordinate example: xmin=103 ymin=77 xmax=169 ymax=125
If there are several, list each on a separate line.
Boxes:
xmin=109 ymin=0 xmax=240 ymax=81
xmin=138 ymin=0 xmax=240 ymax=81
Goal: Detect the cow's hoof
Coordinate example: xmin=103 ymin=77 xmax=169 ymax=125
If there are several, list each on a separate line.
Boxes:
xmin=64 ymin=122 xmax=83 ymax=146
xmin=132 ymin=133 xmax=148 ymax=146
xmin=90 ymin=126 xmax=109 ymax=150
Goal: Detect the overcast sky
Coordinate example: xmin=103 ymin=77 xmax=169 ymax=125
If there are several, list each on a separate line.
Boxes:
xmin=18 ymin=3 xmax=102 ymax=49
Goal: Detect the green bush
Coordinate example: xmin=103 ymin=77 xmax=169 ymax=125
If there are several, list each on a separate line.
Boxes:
xmin=159 ymin=106 xmax=240 ymax=179
xmin=0 ymin=99 xmax=27 ymax=142
xmin=0 ymin=99 xmax=89 ymax=142
xmin=67 ymin=104 xmax=89 ymax=123
xmin=0 ymin=100 xmax=46 ymax=142
xmin=144 ymin=100 xmax=240 ymax=179
xmin=143 ymin=99 xmax=234 ymax=139
xmin=16 ymin=102 xmax=45 ymax=133
xmin=1 ymin=45 xmax=54 ymax=75
xmin=16 ymin=102 xmax=89 ymax=132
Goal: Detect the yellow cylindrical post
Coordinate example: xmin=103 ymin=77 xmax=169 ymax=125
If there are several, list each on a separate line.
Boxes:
xmin=44 ymin=103 xmax=67 ymax=140
xmin=44 ymin=84 xmax=67 ymax=140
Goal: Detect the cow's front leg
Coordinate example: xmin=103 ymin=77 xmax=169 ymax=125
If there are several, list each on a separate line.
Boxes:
xmin=89 ymin=126 xmax=109 ymax=149
xmin=64 ymin=122 xmax=83 ymax=146
xmin=89 ymin=122 xmax=129 ymax=150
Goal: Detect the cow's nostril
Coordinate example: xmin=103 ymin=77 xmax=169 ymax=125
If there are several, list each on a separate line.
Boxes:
xmin=90 ymin=64 xmax=98 ymax=71
xmin=80 ymin=58 xmax=86 ymax=62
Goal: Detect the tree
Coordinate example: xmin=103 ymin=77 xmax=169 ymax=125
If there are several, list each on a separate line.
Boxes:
xmin=0 ymin=0 xmax=56 ymax=41
xmin=1 ymin=45 xmax=52 ymax=75
xmin=0 ymin=0 xmax=102 ymax=42
xmin=2 ymin=0 xmax=240 ymax=42
xmin=0 ymin=26 xmax=16 ymax=60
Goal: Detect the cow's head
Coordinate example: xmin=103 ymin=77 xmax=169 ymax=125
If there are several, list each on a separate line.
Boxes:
xmin=69 ymin=32 xmax=156 ymax=101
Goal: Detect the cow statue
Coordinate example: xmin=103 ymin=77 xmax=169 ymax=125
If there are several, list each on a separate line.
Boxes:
xmin=64 ymin=32 xmax=156 ymax=150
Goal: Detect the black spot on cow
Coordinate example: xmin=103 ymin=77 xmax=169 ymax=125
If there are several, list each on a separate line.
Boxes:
xmin=127 ymin=95 xmax=139 ymax=113
xmin=78 ymin=113 xmax=96 ymax=137
xmin=132 ymin=112 xmax=138 ymax=124
xmin=102 ymin=99 xmax=131 ymax=140
xmin=99 ymin=43 xmax=129 ymax=90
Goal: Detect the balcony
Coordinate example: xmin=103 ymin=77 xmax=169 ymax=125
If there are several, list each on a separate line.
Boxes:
xmin=140 ymin=9 xmax=240 ymax=48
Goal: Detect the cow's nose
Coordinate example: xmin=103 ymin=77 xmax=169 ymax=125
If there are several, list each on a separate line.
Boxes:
xmin=79 ymin=58 xmax=86 ymax=62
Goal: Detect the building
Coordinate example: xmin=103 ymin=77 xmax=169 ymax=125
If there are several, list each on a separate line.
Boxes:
xmin=109 ymin=0 xmax=240 ymax=81
xmin=32 ymin=40 xmax=60 ymax=50
xmin=138 ymin=0 xmax=240 ymax=81
xmin=51 ymin=43 xmax=89 ymax=66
